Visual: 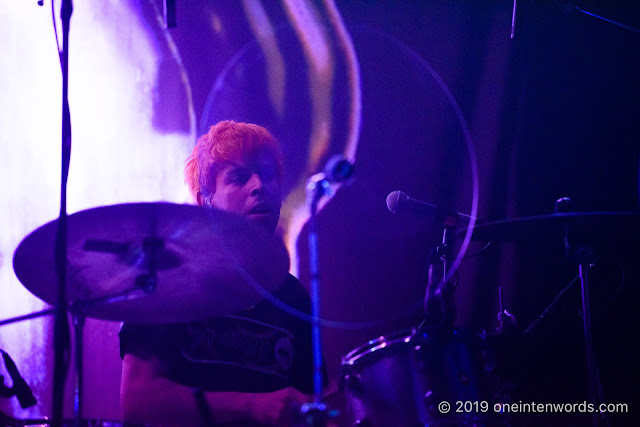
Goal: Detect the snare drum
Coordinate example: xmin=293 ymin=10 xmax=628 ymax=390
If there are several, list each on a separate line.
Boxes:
xmin=340 ymin=328 xmax=489 ymax=426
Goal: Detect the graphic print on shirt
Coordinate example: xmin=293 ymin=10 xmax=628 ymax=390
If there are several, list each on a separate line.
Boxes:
xmin=181 ymin=315 xmax=295 ymax=378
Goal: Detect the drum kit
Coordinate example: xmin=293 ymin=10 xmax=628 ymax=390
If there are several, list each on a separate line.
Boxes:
xmin=1 ymin=194 xmax=637 ymax=426
xmin=337 ymin=199 xmax=640 ymax=426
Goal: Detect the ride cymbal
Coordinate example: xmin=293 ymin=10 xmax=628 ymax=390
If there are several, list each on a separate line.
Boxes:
xmin=13 ymin=202 xmax=290 ymax=323
xmin=463 ymin=211 xmax=640 ymax=244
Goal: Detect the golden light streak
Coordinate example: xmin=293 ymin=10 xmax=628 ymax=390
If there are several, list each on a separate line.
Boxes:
xmin=323 ymin=0 xmax=362 ymax=161
xmin=280 ymin=0 xmax=336 ymax=275
xmin=243 ymin=0 xmax=287 ymax=117
xmin=279 ymin=0 xmax=361 ymax=276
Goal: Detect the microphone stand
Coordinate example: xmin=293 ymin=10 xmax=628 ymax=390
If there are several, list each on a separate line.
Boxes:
xmin=299 ymin=176 xmax=332 ymax=426
xmin=296 ymin=157 xmax=353 ymax=425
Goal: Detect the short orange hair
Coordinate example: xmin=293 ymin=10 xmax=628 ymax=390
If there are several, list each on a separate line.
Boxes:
xmin=184 ymin=120 xmax=284 ymax=200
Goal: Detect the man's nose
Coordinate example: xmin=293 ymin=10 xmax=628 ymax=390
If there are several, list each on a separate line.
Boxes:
xmin=248 ymin=173 xmax=264 ymax=195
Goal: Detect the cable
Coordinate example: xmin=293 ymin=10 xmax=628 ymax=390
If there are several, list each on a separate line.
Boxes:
xmin=523 ymin=274 xmax=580 ymax=334
xmin=575 ymin=6 xmax=640 ymax=33
xmin=552 ymin=1 xmax=640 ymax=33
xmin=462 ymin=241 xmax=492 ymax=259
xmin=50 ymin=0 xmax=63 ymax=66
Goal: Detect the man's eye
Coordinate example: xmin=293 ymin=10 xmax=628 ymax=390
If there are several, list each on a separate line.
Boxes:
xmin=260 ymin=169 xmax=276 ymax=182
xmin=228 ymin=171 xmax=250 ymax=184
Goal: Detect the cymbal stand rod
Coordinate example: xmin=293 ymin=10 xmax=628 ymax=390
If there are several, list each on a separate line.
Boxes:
xmin=0 ymin=309 xmax=55 ymax=327
xmin=53 ymin=1 xmax=74 ymax=426
xmin=72 ymin=312 xmax=84 ymax=427
xmin=578 ymin=261 xmax=607 ymax=427
xmin=439 ymin=223 xmax=456 ymax=327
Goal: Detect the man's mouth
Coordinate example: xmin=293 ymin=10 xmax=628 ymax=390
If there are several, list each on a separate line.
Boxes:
xmin=247 ymin=204 xmax=273 ymax=215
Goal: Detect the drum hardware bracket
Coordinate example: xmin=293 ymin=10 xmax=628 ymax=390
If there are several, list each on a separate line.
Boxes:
xmin=496 ymin=286 xmax=518 ymax=334
xmin=422 ymin=220 xmax=458 ymax=329
xmin=342 ymin=374 xmax=363 ymax=397
xmin=135 ymin=273 xmax=158 ymax=294
xmin=70 ymin=286 xmax=154 ymax=313
xmin=297 ymin=402 xmax=336 ymax=427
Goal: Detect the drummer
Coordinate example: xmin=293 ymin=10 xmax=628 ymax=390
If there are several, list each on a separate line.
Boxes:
xmin=119 ymin=120 xmax=325 ymax=425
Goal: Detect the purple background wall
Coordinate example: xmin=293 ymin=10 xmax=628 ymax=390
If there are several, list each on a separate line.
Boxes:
xmin=1 ymin=1 xmax=638 ymax=424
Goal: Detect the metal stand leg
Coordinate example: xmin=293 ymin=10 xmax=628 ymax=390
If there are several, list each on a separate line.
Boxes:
xmin=73 ymin=313 xmax=84 ymax=427
xmin=579 ymin=262 xmax=607 ymax=427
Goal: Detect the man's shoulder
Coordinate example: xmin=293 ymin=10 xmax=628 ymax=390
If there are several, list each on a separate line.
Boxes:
xmin=280 ymin=274 xmax=310 ymax=302
xmin=284 ymin=273 xmax=306 ymax=290
xmin=119 ymin=321 xmax=184 ymax=360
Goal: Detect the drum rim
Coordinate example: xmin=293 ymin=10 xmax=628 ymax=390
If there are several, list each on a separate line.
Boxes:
xmin=341 ymin=327 xmax=477 ymax=366
xmin=341 ymin=329 xmax=415 ymax=366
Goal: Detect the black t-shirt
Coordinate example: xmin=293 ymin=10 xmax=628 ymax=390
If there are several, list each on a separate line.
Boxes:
xmin=119 ymin=274 xmax=322 ymax=394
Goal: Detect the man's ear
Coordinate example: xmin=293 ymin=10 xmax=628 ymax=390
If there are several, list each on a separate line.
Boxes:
xmin=196 ymin=191 xmax=206 ymax=206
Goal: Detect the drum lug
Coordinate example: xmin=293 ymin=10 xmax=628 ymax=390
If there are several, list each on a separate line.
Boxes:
xmin=424 ymin=389 xmax=436 ymax=408
xmin=344 ymin=373 xmax=364 ymax=396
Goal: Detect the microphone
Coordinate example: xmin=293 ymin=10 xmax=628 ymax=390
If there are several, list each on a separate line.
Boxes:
xmin=323 ymin=155 xmax=355 ymax=183
xmin=307 ymin=156 xmax=355 ymax=204
xmin=387 ymin=190 xmax=438 ymax=216
xmin=309 ymin=155 xmax=355 ymax=186
xmin=0 ymin=350 xmax=37 ymax=409
xmin=386 ymin=190 xmax=475 ymax=222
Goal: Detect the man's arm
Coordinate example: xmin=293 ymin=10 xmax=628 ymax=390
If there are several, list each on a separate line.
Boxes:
xmin=121 ymin=354 xmax=311 ymax=426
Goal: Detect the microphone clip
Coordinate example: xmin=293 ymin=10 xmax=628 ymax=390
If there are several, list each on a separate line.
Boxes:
xmin=306 ymin=155 xmax=355 ymax=206
xmin=306 ymin=174 xmax=334 ymax=208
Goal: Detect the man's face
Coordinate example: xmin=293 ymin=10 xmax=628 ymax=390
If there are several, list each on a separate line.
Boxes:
xmin=205 ymin=153 xmax=282 ymax=233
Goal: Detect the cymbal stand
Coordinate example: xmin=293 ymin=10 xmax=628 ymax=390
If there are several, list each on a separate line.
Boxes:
xmin=53 ymin=1 xmax=74 ymax=426
xmin=557 ymin=198 xmax=607 ymax=427
xmin=72 ymin=313 xmax=84 ymax=426
xmin=0 ymin=309 xmax=85 ymax=426
xmin=0 ymin=309 xmax=56 ymax=328
xmin=576 ymin=249 xmax=608 ymax=427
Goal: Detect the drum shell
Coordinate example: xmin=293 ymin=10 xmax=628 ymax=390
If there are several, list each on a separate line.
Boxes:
xmin=340 ymin=329 xmax=488 ymax=426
